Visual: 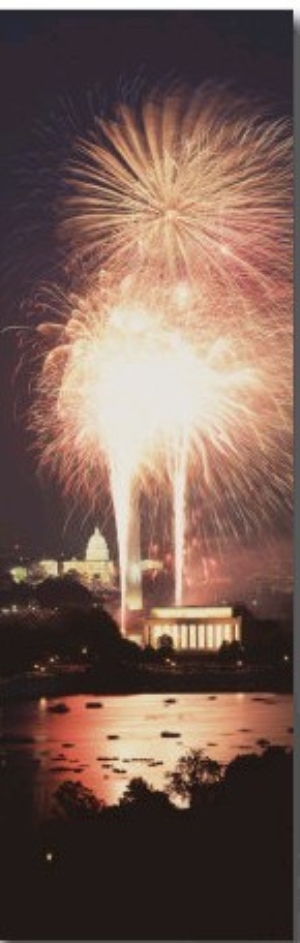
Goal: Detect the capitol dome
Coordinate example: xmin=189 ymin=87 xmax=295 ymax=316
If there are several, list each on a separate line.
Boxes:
xmin=86 ymin=527 xmax=109 ymax=562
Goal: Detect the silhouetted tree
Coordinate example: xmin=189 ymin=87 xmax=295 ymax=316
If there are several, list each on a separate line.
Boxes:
xmin=35 ymin=576 xmax=92 ymax=608
xmin=166 ymin=748 xmax=222 ymax=807
xmin=120 ymin=776 xmax=155 ymax=805
xmin=53 ymin=780 xmax=104 ymax=821
xmin=0 ymin=571 xmax=32 ymax=607
xmin=217 ymin=640 xmax=243 ymax=663
xmin=224 ymin=745 xmax=292 ymax=813
xmin=120 ymin=776 xmax=173 ymax=814
xmin=157 ymin=634 xmax=174 ymax=655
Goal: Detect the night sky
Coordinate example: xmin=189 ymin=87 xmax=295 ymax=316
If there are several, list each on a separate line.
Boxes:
xmin=0 ymin=10 xmax=293 ymax=568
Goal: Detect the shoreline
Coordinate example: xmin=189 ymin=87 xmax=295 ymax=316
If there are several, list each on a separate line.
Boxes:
xmin=0 ymin=664 xmax=292 ymax=701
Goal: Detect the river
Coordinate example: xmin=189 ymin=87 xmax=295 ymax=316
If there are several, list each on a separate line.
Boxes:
xmin=0 ymin=691 xmax=293 ymax=811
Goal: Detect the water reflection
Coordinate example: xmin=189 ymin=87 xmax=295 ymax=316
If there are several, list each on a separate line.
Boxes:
xmin=0 ymin=692 xmax=293 ymax=812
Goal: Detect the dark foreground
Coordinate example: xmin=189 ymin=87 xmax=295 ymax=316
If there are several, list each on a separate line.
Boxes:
xmin=0 ymin=659 xmax=293 ymax=701
xmin=0 ymin=745 xmax=293 ymax=940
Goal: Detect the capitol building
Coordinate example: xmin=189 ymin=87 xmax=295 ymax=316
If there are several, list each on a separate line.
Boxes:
xmin=10 ymin=527 xmax=116 ymax=590
xmin=62 ymin=527 xmax=116 ymax=587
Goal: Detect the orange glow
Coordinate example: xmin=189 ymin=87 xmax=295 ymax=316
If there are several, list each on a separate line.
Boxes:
xmin=151 ymin=606 xmax=233 ymax=619
xmin=29 ymin=85 xmax=292 ymax=624
xmin=31 ymin=279 xmax=272 ymax=625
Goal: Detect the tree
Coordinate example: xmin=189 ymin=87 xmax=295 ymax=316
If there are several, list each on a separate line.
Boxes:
xmin=53 ymin=780 xmax=104 ymax=821
xmin=218 ymin=640 xmax=243 ymax=663
xmin=224 ymin=746 xmax=292 ymax=798
xmin=166 ymin=749 xmax=222 ymax=807
xmin=120 ymin=777 xmax=172 ymax=813
xmin=120 ymin=777 xmax=155 ymax=806
xmin=35 ymin=576 xmax=92 ymax=608
xmin=157 ymin=633 xmax=174 ymax=656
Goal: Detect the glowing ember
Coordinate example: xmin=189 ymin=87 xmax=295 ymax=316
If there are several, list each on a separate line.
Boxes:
xmin=28 ymin=84 xmax=292 ymax=625
xmin=62 ymin=84 xmax=292 ymax=309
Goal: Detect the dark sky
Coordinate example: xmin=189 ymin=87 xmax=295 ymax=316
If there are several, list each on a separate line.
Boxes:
xmin=0 ymin=10 xmax=293 ymax=562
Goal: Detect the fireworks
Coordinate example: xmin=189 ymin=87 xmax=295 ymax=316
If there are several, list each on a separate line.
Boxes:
xmin=62 ymin=85 xmax=292 ymax=308
xmin=31 ymin=279 xmax=291 ymax=626
xmin=29 ymin=84 xmax=292 ymax=625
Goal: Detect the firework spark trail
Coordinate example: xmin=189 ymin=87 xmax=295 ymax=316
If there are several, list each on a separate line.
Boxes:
xmin=28 ymin=84 xmax=292 ymax=619
xmin=62 ymin=85 xmax=292 ymax=308
xmin=56 ymin=85 xmax=292 ymax=606
xmin=28 ymin=271 xmax=290 ymax=623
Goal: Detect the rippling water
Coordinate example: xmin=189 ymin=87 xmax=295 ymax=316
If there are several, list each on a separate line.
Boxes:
xmin=0 ymin=692 xmax=293 ymax=810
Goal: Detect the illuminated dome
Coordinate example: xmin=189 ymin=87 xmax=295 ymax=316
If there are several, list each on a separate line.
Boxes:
xmin=86 ymin=527 xmax=109 ymax=562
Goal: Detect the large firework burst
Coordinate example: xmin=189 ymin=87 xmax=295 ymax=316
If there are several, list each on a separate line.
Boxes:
xmin=62 ymin=84 xmax=292 ymax=309
xmin=30 ymin=270 xmax=292 ymax=623
xmin=25 ymin=83 xmax=293 ymax=622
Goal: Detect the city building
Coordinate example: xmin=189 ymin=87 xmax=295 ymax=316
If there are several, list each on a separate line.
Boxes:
xmin=62 ymin=527 xmax=115 ymax=587
xmin=10 ymin=527 xmax=116 ymax=590
xmin=11 ymin=559 xmax=59 ymax=584
xmin=144 ymin=605 xmax=242 ymax=651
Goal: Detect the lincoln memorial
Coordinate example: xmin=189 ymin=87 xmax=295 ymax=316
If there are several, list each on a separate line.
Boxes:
xmin=144 ymin=605 xmax=242 ymax=651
